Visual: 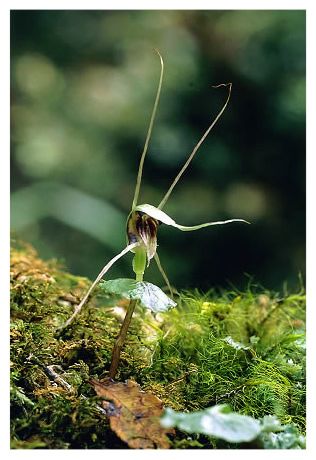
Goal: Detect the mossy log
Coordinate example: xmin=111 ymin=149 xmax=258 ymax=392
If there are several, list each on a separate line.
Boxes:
xmin=10 ymin=240 xmax=306 ymax=449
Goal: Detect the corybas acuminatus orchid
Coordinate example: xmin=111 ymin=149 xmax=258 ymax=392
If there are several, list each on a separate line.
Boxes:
xmin=58 ymin=49 xmax=249 ymax=337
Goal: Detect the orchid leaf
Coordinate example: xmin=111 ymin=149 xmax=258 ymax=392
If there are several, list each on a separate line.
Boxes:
xmin=99 ymin=278 xmax=177 ymax=313
xmin=160 ymin=404 xmax=261 ymax=443
xmin=135 ymin=204 xmax=250 ymax=231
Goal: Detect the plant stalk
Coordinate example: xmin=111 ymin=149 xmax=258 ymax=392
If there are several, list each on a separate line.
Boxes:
xmin=108 ymin=298 xmax=138 ymax=379
xmin=109 ymin=245 xmax=146 ymax=378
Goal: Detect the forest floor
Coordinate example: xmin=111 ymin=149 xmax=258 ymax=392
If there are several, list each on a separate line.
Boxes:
xmin=10 ymin=239 xmax=306 ymax=449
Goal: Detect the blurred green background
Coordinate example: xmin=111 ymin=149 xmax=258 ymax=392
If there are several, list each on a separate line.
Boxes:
xmin=10 ymin=10 xmax=305 ymax=292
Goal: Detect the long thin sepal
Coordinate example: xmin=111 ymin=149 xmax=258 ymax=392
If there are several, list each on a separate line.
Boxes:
xmin=56 ymin=242 xmax=140 ymax=330
xmin=175 ymin=218 xmax=250 ymax=231
xmin=154 ymin=252 xmax=173 ymax=299
xmin=131 ymin=49 xmax=164 ymax=211
xmin=158 ymin=83 xmax=232 ymax=210
xmin=134 ymin=204 xmax=250 ymax=230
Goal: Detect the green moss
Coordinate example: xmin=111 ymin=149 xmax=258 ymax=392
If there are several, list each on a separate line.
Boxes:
xmin=139 ymin=289 xmax=305 ymax=436
xmin=10 ymin=240 xmax=305 ymax=449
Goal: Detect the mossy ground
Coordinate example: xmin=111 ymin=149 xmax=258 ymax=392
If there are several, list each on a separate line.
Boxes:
xmin=10 ymin=240 xmax=306 ymax=449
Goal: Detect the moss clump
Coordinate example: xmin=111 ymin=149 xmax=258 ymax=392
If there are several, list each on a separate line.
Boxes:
xmin=10 ymin=240 xmax=127 ymax=448
xmin=140 ymin=289 xmax=306 ymax=436
xmin=10 ymin=240 xmax=305 ymax=449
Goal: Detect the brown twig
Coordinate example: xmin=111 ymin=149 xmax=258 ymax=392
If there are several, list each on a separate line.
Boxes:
xmin=25 ymin=354 xmax=107 ymax=415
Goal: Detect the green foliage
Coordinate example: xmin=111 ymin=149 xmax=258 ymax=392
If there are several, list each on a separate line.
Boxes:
xmin=10 ymin=242 xmax=305 ymax=449
xmin=99 ymin=278 xmax=176 ymax=312
xmin=258 ymin=416 xmax=306 ymax=449
xmin=141 ymin=288 xmax=306 ymax=433
xmin=161 ymin=404 xmax=261 ymax=443
xmin=161 ymin=407 xmax=305 ymax=448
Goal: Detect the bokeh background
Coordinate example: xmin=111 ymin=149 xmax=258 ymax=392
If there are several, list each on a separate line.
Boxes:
xmin=10 ymin=10 xmax=306 ymax=293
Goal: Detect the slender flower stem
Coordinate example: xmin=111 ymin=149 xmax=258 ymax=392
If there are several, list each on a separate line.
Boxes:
xmin=108 ymin=298 xmax=138 ymax=379
xmin=109 ymin=249 xmax=145 ymax=379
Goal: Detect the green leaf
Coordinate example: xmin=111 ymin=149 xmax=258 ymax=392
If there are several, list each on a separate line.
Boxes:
xmin=99 ymin=278 xmax=176 ymax=313
xmin=258 ymin=423 xmax=306 ymax=449
xmin=160 ymin=405 xmax=261 ymax=443
xmin=257 ymin=416 xmax=306 ymax=449
xmin=135 ymin=203 xmax=249 ymax=231
xmin=259 ymin=415 xmax=283 ymax=433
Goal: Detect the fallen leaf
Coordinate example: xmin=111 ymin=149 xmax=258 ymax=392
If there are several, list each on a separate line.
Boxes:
xmin=90 ymin=377 xmax=174 ymax=449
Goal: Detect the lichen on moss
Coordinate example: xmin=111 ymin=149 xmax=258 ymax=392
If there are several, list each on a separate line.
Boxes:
xmin=10 ymin=240 xmax=305 ymax=449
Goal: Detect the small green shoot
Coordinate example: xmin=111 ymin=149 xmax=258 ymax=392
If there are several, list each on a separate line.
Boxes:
xmin=58 ymin=50 xmax=249 ymax=379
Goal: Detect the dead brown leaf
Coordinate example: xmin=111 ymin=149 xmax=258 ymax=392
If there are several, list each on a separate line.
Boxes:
xmin=90 ymin=377 xmax=174 ymax=449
